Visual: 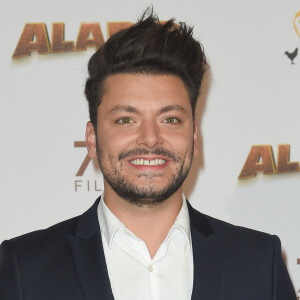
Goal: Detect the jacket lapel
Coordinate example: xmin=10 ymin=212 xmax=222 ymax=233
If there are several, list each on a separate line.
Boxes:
xmin=187 ymin=202 xmax=224 ymax=300
xmin=68 ymin=197 xmax=114 ymax=300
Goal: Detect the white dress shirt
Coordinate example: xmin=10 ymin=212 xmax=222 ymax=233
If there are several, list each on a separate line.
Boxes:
xmin=97 ymin=193 xmax=194 ymax=300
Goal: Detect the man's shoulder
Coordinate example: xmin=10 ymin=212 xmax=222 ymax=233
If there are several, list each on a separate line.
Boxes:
xmin=195 ymin=208 xmax=276 ymax=252
xmin=206 ymin=212 xmax=281 ymax=256
xmin=207 ymin=213 xmax=272 ymax=237
xmin=189 ymin=206 xmax=296 ymax=299
xmin=4 ymin=198 xmax=101 ymax=250
xmin=12 ymin=215 xmax=79 ymax=241
xmin=3 ymin=215 xmax=80 ymax=254
xmin=0 ymin=215 xmax=82 ymax=280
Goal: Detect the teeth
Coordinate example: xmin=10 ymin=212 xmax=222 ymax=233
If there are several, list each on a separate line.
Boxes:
xmin=130 ymin=158 xmax=166 ymax=166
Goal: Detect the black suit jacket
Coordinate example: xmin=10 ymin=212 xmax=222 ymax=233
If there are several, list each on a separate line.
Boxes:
xmin=0 ymin=197 xmax=296 ymax=299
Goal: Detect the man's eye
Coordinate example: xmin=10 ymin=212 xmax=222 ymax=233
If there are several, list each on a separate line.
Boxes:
xmin=116 ymin=117 xmax=133 ymax=124
xmin=163 ymin=117 xmax=179 ymax=124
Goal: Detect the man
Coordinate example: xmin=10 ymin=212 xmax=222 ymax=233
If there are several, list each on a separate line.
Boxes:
xmin=0 ymin=10 xmax=296 ymax=300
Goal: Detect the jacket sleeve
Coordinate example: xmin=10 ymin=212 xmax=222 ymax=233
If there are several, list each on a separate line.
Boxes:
xmin=272 ymin=235 xmax=297 ymax=300
xmin=0 ymin=240 xmax=23 ymax=299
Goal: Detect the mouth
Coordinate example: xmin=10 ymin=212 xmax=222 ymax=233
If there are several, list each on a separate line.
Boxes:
xmin=127 ymin=156 xmax=170 ymax=170
xmin=130 ymin=158 xmax=167 ymax=166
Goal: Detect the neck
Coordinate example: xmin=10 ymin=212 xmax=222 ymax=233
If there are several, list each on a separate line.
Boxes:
xmin=103 ymin=184 xmax=183 ymax=258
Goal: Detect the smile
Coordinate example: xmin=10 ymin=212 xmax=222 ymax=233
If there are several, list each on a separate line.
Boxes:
xmin=130 ymin=158 xmax=167 ymax=166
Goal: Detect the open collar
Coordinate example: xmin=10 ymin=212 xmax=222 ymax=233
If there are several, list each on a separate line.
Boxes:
xmin=98 ymin=192 xmax=192 ymax=249
xmin=69 ymin=197 xmax=223 ymax=300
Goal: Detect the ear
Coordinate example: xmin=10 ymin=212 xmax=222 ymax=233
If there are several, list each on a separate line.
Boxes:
xmin=193 ymin=120 xmax=199 ymax=157
xmin=85 ymin=121 xmax=97 ymax=158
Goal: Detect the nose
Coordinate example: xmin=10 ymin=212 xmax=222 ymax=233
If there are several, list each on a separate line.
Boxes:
xmin=136 ymin=121 xmax=163 ymax=149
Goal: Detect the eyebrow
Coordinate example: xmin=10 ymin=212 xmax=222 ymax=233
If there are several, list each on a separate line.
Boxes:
xmin=107 ymin=104 xmax=188 ymax=115
xmin=159 ymin=105 xmax=187 ymax=114
xmin=108 ymin=105 xmax=138 ymax=114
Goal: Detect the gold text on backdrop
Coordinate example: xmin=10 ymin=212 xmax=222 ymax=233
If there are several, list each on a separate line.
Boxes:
xmin=12 ymin=22 xmax=133 ymax=58
xmin=293 ymin=11 xmax=300 ymax=38
xmin=239 ymin=145 xmax=299 ymax=179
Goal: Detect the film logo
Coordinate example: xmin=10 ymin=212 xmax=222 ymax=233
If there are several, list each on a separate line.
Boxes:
xmin=74 ymin=141 xmax=102 ymax=192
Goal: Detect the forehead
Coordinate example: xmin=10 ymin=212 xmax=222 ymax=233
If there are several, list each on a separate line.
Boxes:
xmin=99 ymin=73 xmax=191 ymax=112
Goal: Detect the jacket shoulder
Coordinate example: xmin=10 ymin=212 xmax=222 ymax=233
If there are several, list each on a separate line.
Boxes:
xmin=10 ymin=215 xmax=80 ymax=244
xmin=206 ymin=213 xmax=273 ymax=238
xmin=199 ymin=212 xmax=279 ymax=263
xmin=1 ymin=215 xmax=80 ymax=266
xmin=191 ymin=211 xmax=296 ymax=299
xmin=189 ymin=203 xmax=275 ymax=253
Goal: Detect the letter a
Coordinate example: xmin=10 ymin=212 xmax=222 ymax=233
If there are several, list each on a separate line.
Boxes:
xmin=13 ymin=23 xmax=50 ymax=58
xmin=239 ymin=145 xmax=276 ymax=179
xmin=75 ymin=23 xmax=104 ymax=51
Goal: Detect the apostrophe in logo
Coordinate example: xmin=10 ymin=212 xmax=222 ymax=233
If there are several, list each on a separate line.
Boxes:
xmin=74 ymin=141 xmax=103 ymax=192
xmin=239 ymin=145 xmax=300 ymax=179
xmin=293 ymin=11 xmax=300 ymax=38
xmin=12 ymin=22 xmax=133 ymax=58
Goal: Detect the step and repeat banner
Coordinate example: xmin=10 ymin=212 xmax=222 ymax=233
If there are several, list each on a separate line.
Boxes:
xmin=1 ymin=0 xmax=299 ymax=295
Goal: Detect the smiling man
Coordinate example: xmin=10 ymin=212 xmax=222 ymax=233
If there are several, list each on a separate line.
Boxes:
xmin=88 ymin=74 xmax=196 ymax=207
xmin=0 ymin=10 xmax=297 ymax=300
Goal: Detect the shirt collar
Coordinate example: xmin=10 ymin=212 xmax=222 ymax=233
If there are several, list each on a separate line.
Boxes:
xmin=97 ymin=191 xmax=124 ymax=249
xmin=169 ymin=193 xmax=192 ymax=248
xmin=97 ymin=191 xmax=192 ymax=249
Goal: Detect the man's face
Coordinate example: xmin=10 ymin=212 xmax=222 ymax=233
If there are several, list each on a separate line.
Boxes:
xmin=86 ymin=73 xmax=199 ymax=207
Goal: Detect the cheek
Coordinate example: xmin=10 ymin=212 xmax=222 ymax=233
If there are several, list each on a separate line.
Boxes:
xmin=97 ymin=134 xmax=129 ymax=163
xmin=99 ymin=123 xmax=135 ymax=145
xmin=165 ymin=131 xmax=194 ymax=151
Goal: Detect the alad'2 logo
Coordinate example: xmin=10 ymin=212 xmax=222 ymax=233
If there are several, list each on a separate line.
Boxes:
xmin=285 ymin=11 xmax=300 ymax=64
xmin=12 ymin=22 xmax=133 ymax=58
xmin=12 ymin=21 xmax=166 ymax=58
xmin=239 ymin=145 xmax=300 ymax=179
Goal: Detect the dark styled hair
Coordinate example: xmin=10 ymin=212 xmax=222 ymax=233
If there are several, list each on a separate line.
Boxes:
xmin=85 ymin=9 xmax=206 ymax=128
